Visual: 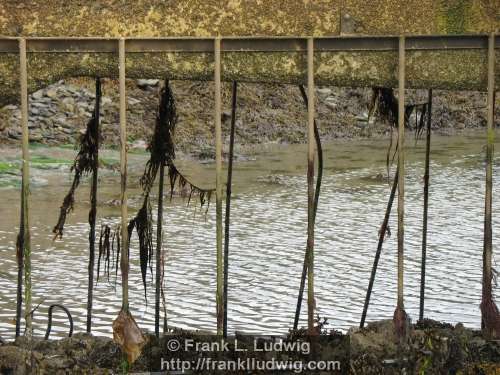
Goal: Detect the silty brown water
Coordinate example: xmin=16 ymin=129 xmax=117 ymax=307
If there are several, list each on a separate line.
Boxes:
xmin=0 ymin=131 xmax=499 ymax=340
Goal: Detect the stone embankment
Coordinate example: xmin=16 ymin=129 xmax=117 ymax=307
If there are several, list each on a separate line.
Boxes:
xmin=0 ymin=78 xmax=494 ymax=158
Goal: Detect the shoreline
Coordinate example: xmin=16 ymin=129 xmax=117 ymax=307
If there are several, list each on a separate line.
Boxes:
xmin=1 ymin=79 xmax=497 ymax=160
xmin=0 ymin=319 xmax=498 ymax=374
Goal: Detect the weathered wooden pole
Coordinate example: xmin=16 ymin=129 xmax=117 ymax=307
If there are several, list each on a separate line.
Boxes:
xmin=360 ymin=167 xmax=399 ymax=328
xmin=293 ymin=85 xmax=323 ymax=331
xmin=119 ymin=38 xmax=129 ymax=312
xmin=223 ymin=81 xmax=237 ymax=338
xmin=419 ymin=89 xmax=432 ymax=323
xmin=306 ymin=37 xmax=316 ymax=335
xmin=480 ymin=33 xmax=499 ymax=339
xmin=18 ymin=38 xmax=32 ymax=338
xmin=155 ymin=158 xmax=165 ymax=338
xmin=393 ymin=35 xmax=408 ymax=338
xmin=86 ymin=77 xmax=101 ymax=333
xmin=214 ymin=37 xmax=224 ymax=336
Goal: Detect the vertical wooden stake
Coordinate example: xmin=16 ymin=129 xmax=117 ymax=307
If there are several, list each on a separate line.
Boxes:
xmin=214 ymin=37 xmax=224 ymax=336
xmin=480 ymin=33 xmax=499 ymax=338
xmin=419 ymin=89 xmax=432 ymax=323
xmin=86 ymin=77 xmax=101 ymax=333
xmin=393 ymin=35 xmax=408 ymax=338
xmin=118 ymin=38 xmax=129 ymax=312
xmin=223 ymin=81 xmax=237 ymax=338
xmin=360 ymin=167 xmax=398 ymax=328
xmin=18 ymin=38 xmax=32 ymax=338
xmin=155 ymin=159 xmax=165 ymax=338
xmin=306 ymin=37 xmax=316 ymax=335
xmin=293 ymin=85 xmax=323 ymax=331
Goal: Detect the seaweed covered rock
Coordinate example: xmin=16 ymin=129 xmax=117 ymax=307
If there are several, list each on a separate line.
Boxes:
xmin=350 ymin=319 xmax=500 ymax=374
xmin=0 ymin=321 xmax=498 ymax=373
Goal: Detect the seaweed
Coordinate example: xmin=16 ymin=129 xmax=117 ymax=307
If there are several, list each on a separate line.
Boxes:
xmin=140 ymin=80 xmax=177 ymax=195
xmin=126 ymin=79 xmax=215 ymax=307
xmin=368 ymin=87 xmax=430 ymax=181
xmin=96 ymin=225 xmax=111 ymax=283
xmin=52 ymin=100 xmax=100 ymax=239
xmin=127 ymin=197 xmax=153 ymax=302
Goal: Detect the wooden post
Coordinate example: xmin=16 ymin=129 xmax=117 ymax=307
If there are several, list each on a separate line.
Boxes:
xmin=419 ymin=89 xmax=432 ymax=323
xmin=86 ymin=77 xmax=101 ymax=333
xmin=394 ymin=35 xmax=407 ymax=337
xmin=481 ymin=33 xmax=496 ymax=336
xmin=293 ymin=85 xmax=323 ymax=331
xmin=155 ymin=160 xmax=165 ymax=338
xmin=360 ymin=168 xmax=398 ymax=328
xmin=306 ymin=37 xmax=316 ymax=335
xmin=118 ymin=38 xmax=129 ymax=312
xmin=18 ymin=38 xmax=32 ymax=338
xmin=214 ymin=37 xmax=224 ymax=336
xmin=223 ymin=81 xmax=237 ymax=338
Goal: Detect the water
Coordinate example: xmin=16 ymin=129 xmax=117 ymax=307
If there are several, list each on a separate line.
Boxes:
xmin=0 ymin=132 xmax=499 ymax=341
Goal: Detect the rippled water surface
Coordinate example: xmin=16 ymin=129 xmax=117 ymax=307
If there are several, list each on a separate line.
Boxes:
xmin=0 ymin=132 xmax=499 ymax=340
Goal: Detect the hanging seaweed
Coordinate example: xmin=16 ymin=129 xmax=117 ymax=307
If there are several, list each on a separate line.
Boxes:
xmin=127 ymin=197 xmax=153 ymax=302
xmin=136 ymin=80 xmax=174 ymax=308
xmin=140 ymin=80 xmax=177 ymax=195
xmin=52 ymin=91 xmax=100 ymax=239
xmin=49 ymin=78 xmax=101 ymax=333
xmin=96 ymin=225 xmax=111 ymax=283
xmin=114 ymin=225 xmax=121 ymax=281
xmin=121 ymin=79 xmax=215 ymax=336
xmin=369 ymin=87 xmax=429 ymax=181
xmin=168 ymin=163 xmax=214 ymax=212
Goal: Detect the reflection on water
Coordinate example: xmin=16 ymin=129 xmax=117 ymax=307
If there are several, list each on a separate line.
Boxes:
xmin=0 ymin=132 xmax=499 ymax=340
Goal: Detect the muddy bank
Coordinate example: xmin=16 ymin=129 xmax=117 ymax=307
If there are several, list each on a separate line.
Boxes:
xmin=0 ymin=320 xmax=498 ymax=374
xmin=0 ymin=79 xmax=496 ymax=159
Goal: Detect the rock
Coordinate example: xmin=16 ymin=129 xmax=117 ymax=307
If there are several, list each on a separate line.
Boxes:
xmin=29 ymin=131 xmax=43 ymax=141
xmin=137 ymin=79 xmax=159 ymax=88
xmin=45 ymin=88 xmax=58 ymax=99
xmin=3 ymin=104 xmax=17 ymax=110
xmin=29 ymin=107 xmax=40 ymax=115
xmin=222 ymin=110 xmax=231 ymax=122
xmin=131 ymin=139 xmax=148 ymax=150
xmin=31 ymin=90 xmax=44 ymax=100
xmin=325 ymin=101 xmax=337 ymax=110
xmin=62 ymin=97 xmax=75 ymax=112
xmin=316 ymin=87 xmax=332 ymax=98
xmin=127 ymin=97 xmax=141 ymax=106
xmin=101 ymin=97 xmax=112 ymax=106
xmin=8 ymin=129 xmax=21 ymax=139
xmin=195 ymin=145 xmax=216 ymax=160
xmin=30 ymin=102 xmax=46 ymax=108
xmin=54 ymin=116 xmax=67 ymax=125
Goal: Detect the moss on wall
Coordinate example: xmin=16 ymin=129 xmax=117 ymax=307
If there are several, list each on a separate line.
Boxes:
xmin=0 ymin=0 xmax=498 ymax=104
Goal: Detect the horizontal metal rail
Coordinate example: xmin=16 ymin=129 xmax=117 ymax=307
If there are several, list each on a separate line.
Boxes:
xmin=0 ymin=35 xmax=498 ymax=53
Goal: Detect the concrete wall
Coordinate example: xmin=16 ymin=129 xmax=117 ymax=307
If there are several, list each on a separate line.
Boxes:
xmin=0 ymin=0 xmax=498 ymax=104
